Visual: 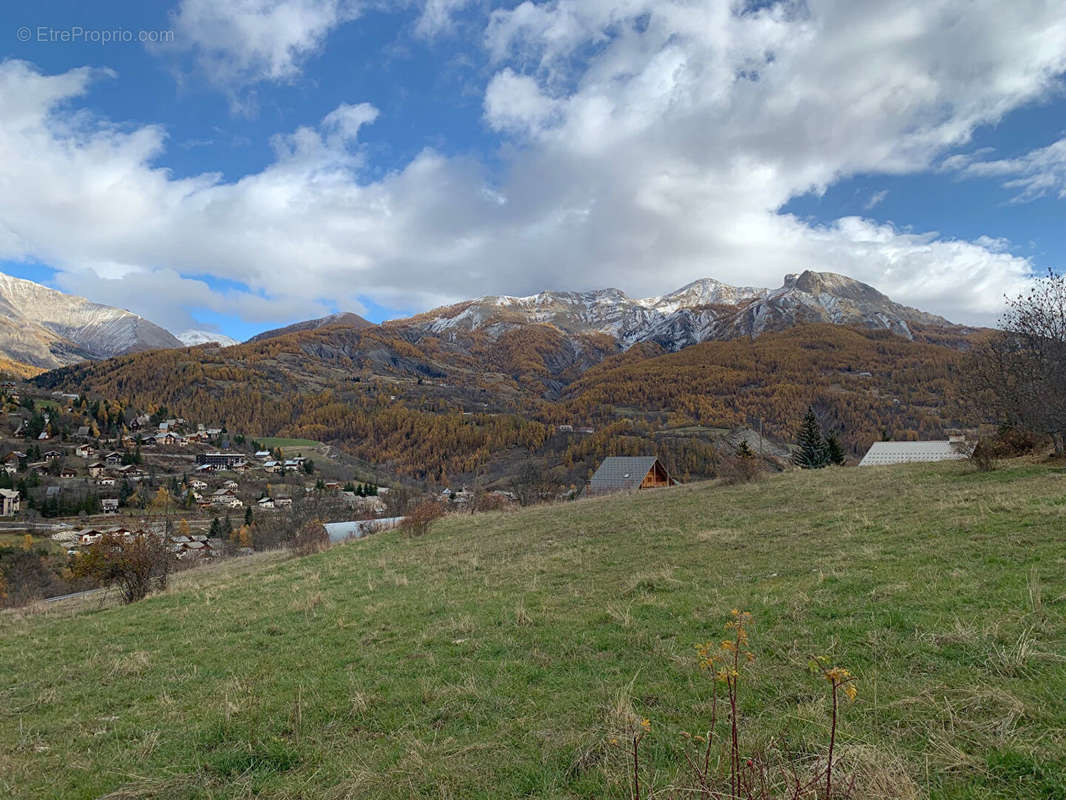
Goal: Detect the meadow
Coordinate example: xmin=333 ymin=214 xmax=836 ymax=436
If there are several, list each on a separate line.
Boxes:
xmin=2 ymin=462 xmax=1064 ymax=799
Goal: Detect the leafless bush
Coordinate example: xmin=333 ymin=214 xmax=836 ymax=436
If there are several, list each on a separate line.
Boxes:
xmin=401 ymin=500 xmax=445 ymax=536
xmin=292 ymin=520 xmax=329 ymax=556
xmin=73 ymin=533 xmax=172 ymax=604
xmin=953 ymin=439 xmax=997 ymax=472
xmin=987 ymin=427 xmax=1047 ymax=458
xmin=718 ymin=445 xmax=764 ymax=485
xmin=471 ymin=490 xmax=514 ymax=513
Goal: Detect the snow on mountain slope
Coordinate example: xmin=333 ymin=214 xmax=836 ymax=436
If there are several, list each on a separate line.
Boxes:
xmin=408 ymin=271 xmax=956 ymax=350
xmin=0 ymin=272 xmax=182 ymax=369
xmin=178 ymin=330 xmax=240 ymax=348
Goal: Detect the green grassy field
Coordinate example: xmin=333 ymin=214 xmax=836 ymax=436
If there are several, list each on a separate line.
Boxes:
xmin=254 ymin=437 xmax=322 ymax=450
xmin=3 ymin=462 xmax=1065 ymax=799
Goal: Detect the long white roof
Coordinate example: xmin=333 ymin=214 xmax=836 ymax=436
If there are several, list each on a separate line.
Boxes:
xmin=858 ymin=440 xmax=964 ymax=466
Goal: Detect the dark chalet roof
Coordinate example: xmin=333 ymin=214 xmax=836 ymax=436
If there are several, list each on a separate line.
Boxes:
xmin=587 ymin=456 xmax=674 ymax=494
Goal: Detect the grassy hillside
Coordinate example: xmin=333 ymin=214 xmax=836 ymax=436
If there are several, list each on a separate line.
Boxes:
xmin=3 ymin=463 xmax=1065 ymax=799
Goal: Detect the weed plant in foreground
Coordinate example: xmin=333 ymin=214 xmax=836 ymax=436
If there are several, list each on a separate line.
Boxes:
xmin=620 ymin=610 xmax=859 ymax=799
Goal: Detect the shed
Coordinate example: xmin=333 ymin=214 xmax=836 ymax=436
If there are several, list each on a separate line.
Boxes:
xmin=858 ymin=441 xmax=965 ymax=466
xmin=586 ymin=456 xmax=677 ymax=495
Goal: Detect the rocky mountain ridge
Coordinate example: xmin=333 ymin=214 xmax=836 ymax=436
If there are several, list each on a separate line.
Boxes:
xmin=0 ymin=272 xmax=182 ymax=369
xmin=404 ymin=270 xmax=956 ymax=350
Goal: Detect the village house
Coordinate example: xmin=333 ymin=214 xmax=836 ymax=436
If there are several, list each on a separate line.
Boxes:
xmin=256 ymin=496 xmax=276 ymax=510
xmin=0 ymin=488 xmax=20 ymax=516
xmin=114 ymin=464 xmax=146 ymax=481
xmin=58 ymin=467 xmax=78 ymax=479
xmin=75 ymin=425 xmax=92 ymax=439
xmin=586 ymin=456 xmax=678 ymax=496
xmin=100 ymin=498 xmax=119 ymax=514
xmin=77 ymin=529 xmax=103 ymax=546
xmin=103 ymin=451 xmax=124 ymax=466
xmin=211 ymin=488 xmax=243 ymax=508
xmin=97 ymin=477 xmax=117 ymax=487
xmin=87 ymin=462 xmax=107 ymax=478
xmin=43 ymin=449 xmax=63 ymax=461
xmin=75 ymin=444 xmax=94 ymax=458
xmin=3 ymin=451 xmax=24 ymax=473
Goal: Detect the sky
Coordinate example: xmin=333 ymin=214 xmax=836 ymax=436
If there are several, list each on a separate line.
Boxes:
xmin=0 ymin=1 xmax=1064 ymax=341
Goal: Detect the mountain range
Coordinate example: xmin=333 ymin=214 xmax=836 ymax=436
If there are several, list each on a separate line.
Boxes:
xmin=1 ymin=268 xmax=966 ymax=377
xmin=405 ymin=270 xmax=956 ymax=349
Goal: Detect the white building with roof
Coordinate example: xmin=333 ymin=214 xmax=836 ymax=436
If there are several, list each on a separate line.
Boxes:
xmin=858 ymin=440 xmax=966 ymax=466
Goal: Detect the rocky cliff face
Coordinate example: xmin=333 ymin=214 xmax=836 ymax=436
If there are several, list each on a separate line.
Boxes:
xmin=0 ymin=272 xmax=182 ymax=369
xmin=403 ymin=270 xmax=955 ymax=350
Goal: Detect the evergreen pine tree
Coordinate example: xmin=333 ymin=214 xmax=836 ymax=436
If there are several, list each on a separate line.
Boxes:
xmin=793 ymin=406 xmax=829 ymax=469
xmin=825 ymin=434 xmax=847 ymax=466
xmin=209 ymin=517 xmax=221 ymax=538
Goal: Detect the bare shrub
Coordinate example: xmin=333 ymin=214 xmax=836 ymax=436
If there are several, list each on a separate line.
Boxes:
xmin=953 ymin=439 xmax=997 ymax=472
xmin=718 ymin=442 xmax=764 ymax=485
xmin=471 ymin=490 xmax=514 ymax=513
xmin=987 ymin=426 xmax=1046 ymax=458
xmin=73 ymin=533 xmax=172 ymax=604
xmin=401 ymin=501 xmax=445 ymax=537
xmin=292 ymin=520 xmax=329 ymax=556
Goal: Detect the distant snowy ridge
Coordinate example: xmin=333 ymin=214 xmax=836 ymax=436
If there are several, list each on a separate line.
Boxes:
xmin=178 ymin=330 xmax=240 ymax=348
xmin=412 ymin=271 xmax=955 ymax=350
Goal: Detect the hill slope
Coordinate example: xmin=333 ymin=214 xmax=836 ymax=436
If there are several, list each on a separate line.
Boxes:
xmin=0 ymin=272 xmax=182 ymax=369
xmin=3 ymin=462 xmax=1064 ymax=799
xmin=248 ymin=312 xmax=375 ymax=344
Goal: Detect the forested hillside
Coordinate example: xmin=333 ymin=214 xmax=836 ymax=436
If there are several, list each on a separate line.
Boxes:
xmin=35 ymin=320 xmax=978 ymax=487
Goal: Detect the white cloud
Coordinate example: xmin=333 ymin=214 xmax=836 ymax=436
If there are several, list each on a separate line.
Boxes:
xmin=165 ymin=0 xmax=362 ymax=99
xmin=945 ymin=137 xmax=1066 ymax=201
xmin=865 ymin=190 xmax=889 ymax=210
xmin=2 ymin=0 xmax=1066 ymax=335
xmin=484 ymin=68 xmax=560 ymax=134
xmin=415 ymin=0 xmax=476 ymax=38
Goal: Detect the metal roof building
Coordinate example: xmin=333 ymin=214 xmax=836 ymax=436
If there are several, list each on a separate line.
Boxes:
xmin=586 ymin=456 xmax=677 ymax=495
xmin=858 ymin=441 xmax=965 ymax=466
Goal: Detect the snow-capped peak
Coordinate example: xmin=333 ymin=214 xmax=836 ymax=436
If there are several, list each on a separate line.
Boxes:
xmin=178 ymin=330 xmax=240 ymax=348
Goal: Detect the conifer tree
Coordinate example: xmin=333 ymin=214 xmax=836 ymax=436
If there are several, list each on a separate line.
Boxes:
xmin=825 ymin=434 xmax=847 ymax=466
xmin=793 ymin=406 xmax=829 ymax=469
